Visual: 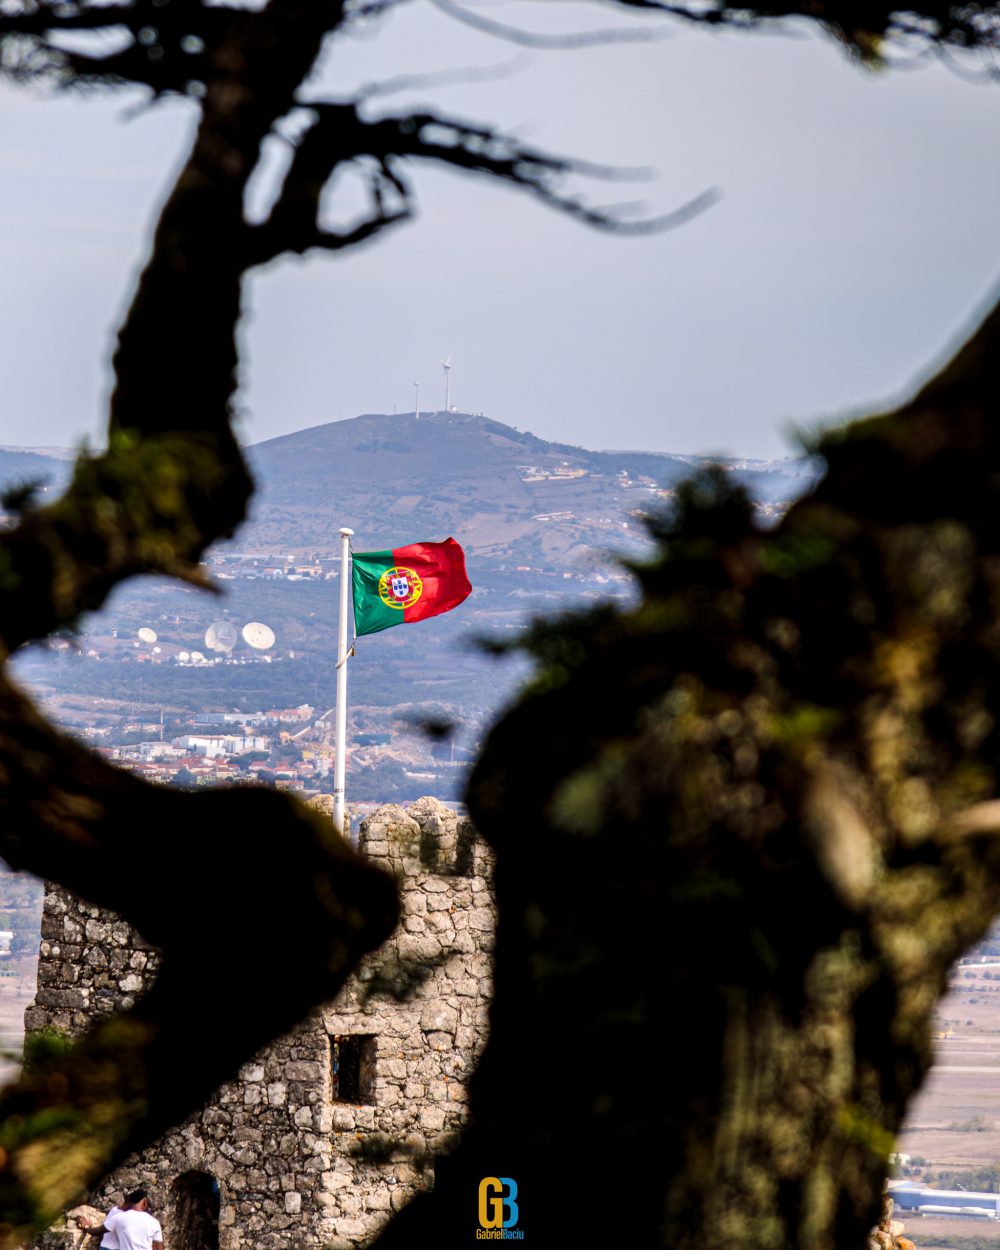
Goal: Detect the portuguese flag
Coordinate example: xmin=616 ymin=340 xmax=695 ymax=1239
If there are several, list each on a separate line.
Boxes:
xmin=352 ymin=538 xmax=472 ymax=637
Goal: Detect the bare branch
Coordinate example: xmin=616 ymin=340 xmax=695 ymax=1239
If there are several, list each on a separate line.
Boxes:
xmin=248 ymin=101 xmax=717 ymax=267
xmin=427 ymin=0 xmax=670 ymax=49
xmin=942 ymin=801 xmax=1000 ymax=839
xmin=366 ymin=108 xmax=719 ymax=231
xmin=353 ymin=52 xmax=530 ymax=100
xmin=249 ymin=201 xmax=411 ymax=262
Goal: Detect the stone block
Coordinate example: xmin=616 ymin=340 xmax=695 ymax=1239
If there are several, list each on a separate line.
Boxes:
xmin=398 ymin=935 xmax=442 ymax=961
xmin=232 ymin=1127 xmax=263 ymax=1145
xmin=419 ymin=1003 xmax=458 ymax=1033
xmin=335 ymin=1217 xmax=367 ymax=1237
xmin=40 ymin=915 xmax=63 ymax=940
xmin=332 ymin=1106 xmax=356 ymax=1130
xmin=419 ymin=1106 xmax=446 ymax=1131
xmin=285 ymin=1060 xmax=323 ymax=1082
xmin=35 ymin=988 xmax=86 ymax=1009
xmin=455 ymin=1026 xmax=479 ymax=1051
xmin=339 ymin=1193 xmax=363 ymax=1218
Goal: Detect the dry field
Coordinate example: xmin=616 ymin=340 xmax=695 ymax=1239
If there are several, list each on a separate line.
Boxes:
xmin=896 ymin=962 xmax=1000 ymax=1247
xmin=0 ymin=959 xmax=37 ymax=1085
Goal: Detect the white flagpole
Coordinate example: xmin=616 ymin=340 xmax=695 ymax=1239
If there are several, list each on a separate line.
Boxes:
xmin=333 ymin=526 xmax=354 ymax=835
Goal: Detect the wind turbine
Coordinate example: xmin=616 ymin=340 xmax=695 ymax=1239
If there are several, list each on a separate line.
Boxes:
xmin=414 ymin=381 xmax=420 ymax=421
xmin=441 ymin=353 xmax=453 ymax=413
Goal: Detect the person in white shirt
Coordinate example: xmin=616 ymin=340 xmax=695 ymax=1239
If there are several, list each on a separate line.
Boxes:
xmin=80 ymin=1195 xmax=125 ymax=1250
xmin=85 ymin=1190 xmax=163 ymax=1250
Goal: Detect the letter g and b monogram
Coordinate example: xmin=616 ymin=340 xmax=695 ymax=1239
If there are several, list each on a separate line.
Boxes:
xmin=478 ymin=1176 xmax=519 ymax=1229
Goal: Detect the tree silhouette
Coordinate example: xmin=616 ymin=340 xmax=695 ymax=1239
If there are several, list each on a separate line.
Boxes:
xmin=0 ymin=0 xmax=998 ymax=1246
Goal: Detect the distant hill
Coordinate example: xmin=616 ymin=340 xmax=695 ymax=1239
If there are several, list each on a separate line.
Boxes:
xmin=0 ymin=415 xmax=818 ymax=571
xmin=0 ymin=449 xmax=71 ymax=501
xmin=240 ymin=411 xmax=817 ymax=563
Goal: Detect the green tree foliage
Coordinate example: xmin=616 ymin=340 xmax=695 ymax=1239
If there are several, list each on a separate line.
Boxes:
xmin=934 ymin=1163 xmax=1000 ymax=1190
xmin=168 ymin=766 xmax=199 ymax=788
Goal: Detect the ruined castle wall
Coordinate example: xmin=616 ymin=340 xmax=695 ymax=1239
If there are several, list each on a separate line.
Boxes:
xmin=25 ymin=799 xmax=495 ymax=1250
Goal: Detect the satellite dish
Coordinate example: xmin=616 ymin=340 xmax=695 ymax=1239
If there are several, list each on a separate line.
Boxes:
xmin=137 ymin=627 xmax=157 ymax=644
xmin=243 ymin=621 xmax=276 ymax=650
xmin=205 ymin=620 xmax=238 ymax=653
xmin=190 ymin=650 xmax=205 ymax=663
xmin=153 ymin=646 xmax=162 ymax=654
xmin=177 ymin=651 xmax=190 ymax=662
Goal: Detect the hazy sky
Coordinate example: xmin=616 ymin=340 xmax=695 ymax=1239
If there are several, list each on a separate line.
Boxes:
xmin=2 ymin=3 xmax=1000 ymax=459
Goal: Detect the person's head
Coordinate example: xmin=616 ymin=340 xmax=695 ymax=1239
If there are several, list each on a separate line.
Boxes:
xmin=125 ymin=1190 xmax=149 ymax=1212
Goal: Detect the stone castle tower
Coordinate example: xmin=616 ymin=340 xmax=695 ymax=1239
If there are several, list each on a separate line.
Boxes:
xmin=25 ymin=799 xmax=495 ymax=1250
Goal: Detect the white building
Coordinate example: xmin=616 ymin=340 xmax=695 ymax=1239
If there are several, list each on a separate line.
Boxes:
xmin=173 ymin=734 xmax=270 ymax=758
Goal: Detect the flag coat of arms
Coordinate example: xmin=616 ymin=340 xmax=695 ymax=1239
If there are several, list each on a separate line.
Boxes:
xmin=352 ymin=537 xmax=472 ymax=636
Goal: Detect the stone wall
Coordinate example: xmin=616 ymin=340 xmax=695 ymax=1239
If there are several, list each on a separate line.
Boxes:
xmin=869 ymin=1191 xmax=917 ymax=1250
xmin=24 ymin=798 xmax=495 ymax=1250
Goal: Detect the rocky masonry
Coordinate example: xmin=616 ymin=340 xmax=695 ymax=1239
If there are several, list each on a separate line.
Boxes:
xmin=869 ymin=1191 xmax=916 ymax=1250
xmin=24 ymin=798 xmax=495 ymax=1250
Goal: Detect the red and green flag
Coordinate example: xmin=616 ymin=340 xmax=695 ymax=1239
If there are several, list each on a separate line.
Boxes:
xmin=352 ymin=538 xmax=472 ymax=637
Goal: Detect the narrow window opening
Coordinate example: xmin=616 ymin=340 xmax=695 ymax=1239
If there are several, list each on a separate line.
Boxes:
xmin=170 ymin=1169 xmax=220 ymax=1250
xmin=331 ymin=1033 xmax=376 ymax=1104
